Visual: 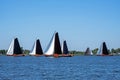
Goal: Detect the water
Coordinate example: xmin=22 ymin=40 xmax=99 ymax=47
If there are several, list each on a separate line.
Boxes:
xmin=0 ymin=56 xmax=120 ymax=80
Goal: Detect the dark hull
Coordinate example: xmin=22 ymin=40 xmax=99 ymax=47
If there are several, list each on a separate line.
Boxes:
xmin=44 ymin=54 xmax=59 ymax=58
xmin=44 ymin=54 xmax=73 ymax=58
xmin=60 ymin=54 xmax=73 ymax=57
xmin=7 ymin=54 xmax=25 ymax=57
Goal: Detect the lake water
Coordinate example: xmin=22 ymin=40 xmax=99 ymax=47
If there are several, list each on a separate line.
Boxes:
xmin=0 ymin=56 xmax=120 ymax=80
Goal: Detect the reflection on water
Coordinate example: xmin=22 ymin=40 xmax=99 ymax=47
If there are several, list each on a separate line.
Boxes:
xmin=0 ymin=56 xmax=120 ymax=80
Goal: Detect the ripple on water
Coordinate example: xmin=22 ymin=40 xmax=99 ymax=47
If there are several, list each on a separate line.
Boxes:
xmin=0 ymin=56 xmax=120 ymax=80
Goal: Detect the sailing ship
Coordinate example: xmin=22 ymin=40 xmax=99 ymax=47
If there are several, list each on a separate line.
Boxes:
xmin=61 ymin=40 xmax=73 ymax=57
xmin=84 ymin=47 xmax=93 ymax=56
xmin=44 ymin=32 xmax=62 ymax=57
xmin=6 ymin=38 xmax=24 ymax=56
xmin=97 ymin=42 xmax=110 ymax=56
xmin=29 ymin=39 xmax=43 ymax=56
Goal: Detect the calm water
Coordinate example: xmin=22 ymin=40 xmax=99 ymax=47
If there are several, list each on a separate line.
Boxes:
xmin=0 ymin=56 xmax=120 ymax=80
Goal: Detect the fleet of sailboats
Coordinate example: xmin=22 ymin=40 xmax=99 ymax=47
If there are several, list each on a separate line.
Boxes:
xmin=4 ymin=32 xmax=114 ymax=57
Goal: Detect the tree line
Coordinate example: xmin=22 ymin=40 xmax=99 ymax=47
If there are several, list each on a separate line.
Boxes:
xmin=0 ymin=49 xmax=30 ymax=55
xmin=70 ymin=48 xmax=120 ymax=55
xmin=0 ymin=48 xmax=120 ymax=55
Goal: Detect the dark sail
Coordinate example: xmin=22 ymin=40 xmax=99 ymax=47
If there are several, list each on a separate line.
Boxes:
xmin=85 ymin=48 xmax=91 ymax=55
xmin=13 ymin=38 xmax=22 ymax=54
xmin=63 ymin=40 xmax=69 ymax=54
xmin=54 ymin=32 xmax=62 ymax=54
xmin=102 ymin=42 xmax=109 ymax=55
xmin=36 ymin=39 xmax=43 ymax=55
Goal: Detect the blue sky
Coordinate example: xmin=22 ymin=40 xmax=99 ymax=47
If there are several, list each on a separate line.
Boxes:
xmin=0 ymin=0 xmax=120 ymax=51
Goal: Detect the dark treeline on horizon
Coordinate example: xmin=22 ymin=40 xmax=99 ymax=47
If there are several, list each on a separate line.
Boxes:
xmin=70 ymin=48 xmax=120 ymax=55
xmin=0 ymin=48 xmax=120 ymax=55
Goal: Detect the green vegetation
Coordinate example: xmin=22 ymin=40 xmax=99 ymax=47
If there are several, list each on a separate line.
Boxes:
xmin=0 ymin=50 xmax=7 ymax=55
xmin=70 ymin=50 xmax=84 ymax=55
xmin=111 ymin=48 xmax=120 ymax=55
xmin=92 ymin=48 xmax=99 ymax=55
xmin=23 ymin=49 xmax=30 ymax=55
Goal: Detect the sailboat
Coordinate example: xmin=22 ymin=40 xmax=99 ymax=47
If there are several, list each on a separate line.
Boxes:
xmin=29 ymin=39 xmax=43 ymax=56
xmin=61 ymin=40 xmax=73 ymax=57
xmin=6 ymin=38 xmax=24 ymax=56
xmin=97 ymin=42 xmax=110 ymax=56
xmin=44 ymin=32 xmax=62 ymax=57
xmin=84 ymin=47 xmax=93 ymax=56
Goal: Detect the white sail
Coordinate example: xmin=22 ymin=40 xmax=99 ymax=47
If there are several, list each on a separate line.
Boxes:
xmin=97 ymin=43 xmax=103 ymax=55
xmin=61 ymin=41 xmax=64 ymax=54
xmin=44 ymin=33 xmax=55 ymax=55
xmin=89 ymin=48 xmax=93 ymax=55
xmin=90 ymin=50 xmax=93 ymax=55
xmin=29 ymin=41 xmax=37 ymax=55
xmin=6 ymin=39 xmax=14 ymax=55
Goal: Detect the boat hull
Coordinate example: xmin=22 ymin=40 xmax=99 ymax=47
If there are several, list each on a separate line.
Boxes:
xmin=61 ymin=54 xmax=73 ymax=57
xmin=7 ymin=54 xmax=25 ymax=56
xmin=44 ymin=53 xmax=73 ymax=58
xmin=44 ymin=54 xmax=60 ymax=58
